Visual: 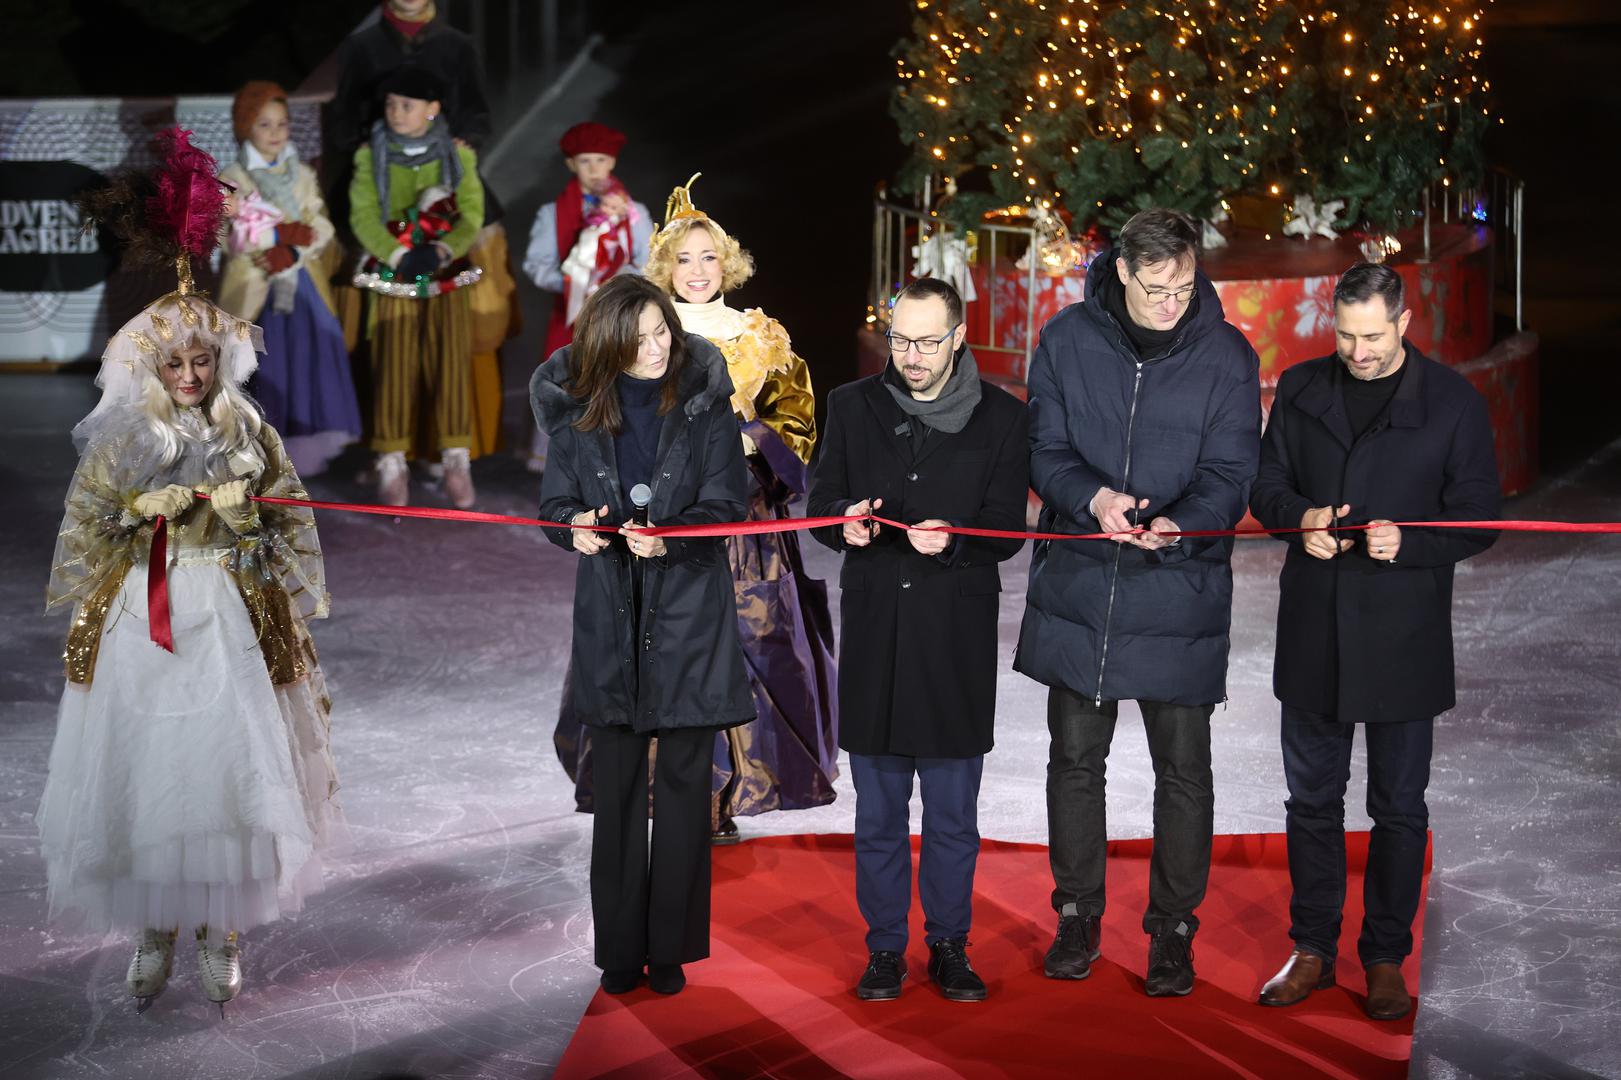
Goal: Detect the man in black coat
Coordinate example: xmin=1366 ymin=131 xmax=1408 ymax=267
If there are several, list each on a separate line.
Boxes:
xmin=808 ymin=278 xmax=1030 ymax=1002
xmin=1016 ymin=209 xmax=1261 ymax=996
xmin=1249 ymin=262 xmax=1500 ymax=1021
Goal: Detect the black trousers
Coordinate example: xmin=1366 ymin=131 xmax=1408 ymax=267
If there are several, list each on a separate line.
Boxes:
xmin=1282 ymin=707 xmax=1433 ymax=966
xmin=590 ymin=723 xmax=715 ymax=971
xmin=1046 ymin=687 xmax=1215 ymax=934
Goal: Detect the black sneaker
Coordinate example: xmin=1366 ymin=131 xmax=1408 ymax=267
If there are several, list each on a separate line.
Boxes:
xmin=855 ymin=950 xmax=908 ymax=1001
xmin=1145 ymin=922 xmax=1195 ymax=997
xmin=927 ymin=938 xmax=988 ymax=1002
xmin=1044 ymin=913 xmax=1103 ymax=979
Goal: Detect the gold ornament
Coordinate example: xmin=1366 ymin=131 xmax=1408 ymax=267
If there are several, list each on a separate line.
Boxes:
xmin=663 ymin=172 xmax=706 ymax=229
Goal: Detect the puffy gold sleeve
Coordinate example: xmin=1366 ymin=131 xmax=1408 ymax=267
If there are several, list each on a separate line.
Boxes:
xmin=227 ymin=424 xmax=329 ymax=687
xmin=753 ymin=354 xmax=817 ymax=466
xmin=48 ymin=437 xmax=150 ymax=684
xmin=249 ymin=424 xmax=329 ymax=622
xmin=47 ymin=437 xmax=146 ymax=614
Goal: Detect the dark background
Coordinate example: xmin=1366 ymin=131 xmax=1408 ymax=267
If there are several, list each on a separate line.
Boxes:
xmin=3 ymin=0 xmax=1616 ymax=476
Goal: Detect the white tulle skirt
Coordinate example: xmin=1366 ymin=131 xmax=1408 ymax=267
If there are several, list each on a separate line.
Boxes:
xmin=36 ymin=549 xmax=346 ymax=941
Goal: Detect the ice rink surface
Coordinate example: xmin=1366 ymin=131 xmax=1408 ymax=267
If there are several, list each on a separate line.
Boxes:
xmin=1 ymin=375 xmax=1616 ymax=1079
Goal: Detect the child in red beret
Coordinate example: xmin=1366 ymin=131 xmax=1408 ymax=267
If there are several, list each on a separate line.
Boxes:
xmin=520 ymin=122 xmax=652 ymax=471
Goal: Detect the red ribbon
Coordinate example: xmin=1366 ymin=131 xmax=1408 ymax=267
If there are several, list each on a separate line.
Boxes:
xmin=142 ymin=494 xmax=1621 ymax=651
xmin=148 ymin=515 xmax=174 ymax=653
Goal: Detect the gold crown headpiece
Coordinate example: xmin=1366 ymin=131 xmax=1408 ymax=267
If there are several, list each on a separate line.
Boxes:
xmin=650 ymin=172 xmax=718 ymax=261
xmin=662 ymin=172 xmax=707 ymax=229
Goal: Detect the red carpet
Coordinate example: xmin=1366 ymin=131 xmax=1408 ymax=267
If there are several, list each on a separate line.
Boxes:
xmin=555 ymin=831 xmax=1428 ymax=1079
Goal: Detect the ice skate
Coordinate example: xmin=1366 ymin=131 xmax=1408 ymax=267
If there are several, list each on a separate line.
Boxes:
xmin=376 ymin=450 xmax=409 ymax=507
xmin=126 ymin=928 xmax=177 ymax=1012
xmin=196 ymin=928 xmax=242 ymax=1016
xmin=443 ymin=446 xmax=476 ymax=509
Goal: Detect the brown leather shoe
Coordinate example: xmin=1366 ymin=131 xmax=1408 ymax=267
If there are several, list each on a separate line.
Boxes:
xmin=1258 ymin=949 xmax=1335 ymax=1006
xmin=1363 ymin=962 xmax=1412 ymax=1020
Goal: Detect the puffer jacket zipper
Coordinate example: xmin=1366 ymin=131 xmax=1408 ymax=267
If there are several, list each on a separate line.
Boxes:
xmin=1090 ymin=314 xmax=1191 ymax=706
xmin=1094 ymin=359 xmax=1143 ymax=706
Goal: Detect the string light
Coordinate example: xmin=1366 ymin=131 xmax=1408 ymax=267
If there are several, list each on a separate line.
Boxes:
xmin=894 ymin=0 xmax=1493 ymax=231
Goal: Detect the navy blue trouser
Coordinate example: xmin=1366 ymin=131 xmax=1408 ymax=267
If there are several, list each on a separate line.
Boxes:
xmin=850 ymin=752 xmax=985 ymax=953
xmin=1282 ymin=707 xmax=1433 ymax=966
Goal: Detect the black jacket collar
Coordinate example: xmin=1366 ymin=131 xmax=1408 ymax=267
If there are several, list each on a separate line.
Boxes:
xmin=1293 ymin=342 xmax=1429 ymax=449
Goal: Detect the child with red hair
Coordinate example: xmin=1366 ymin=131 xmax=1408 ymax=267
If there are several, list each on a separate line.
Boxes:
xmin=219 ymin=81 xmax=361 ymax=478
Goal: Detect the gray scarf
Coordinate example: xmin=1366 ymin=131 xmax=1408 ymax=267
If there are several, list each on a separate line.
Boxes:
xmin=883 ymin=344 xmax=983 ymax=434
xmin=367 ymin=116 xmax=463 ymax=226
xmin=241 ymin=143 xmax=303 ymax=314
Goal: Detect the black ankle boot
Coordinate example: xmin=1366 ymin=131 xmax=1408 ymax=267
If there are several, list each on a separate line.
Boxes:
xmin=648 ymin=963 xmax=686 ymax=995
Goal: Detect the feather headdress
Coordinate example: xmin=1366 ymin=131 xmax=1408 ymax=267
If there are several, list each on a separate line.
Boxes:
xmin=79 ymin=126 xmax=228 ymax=295
xmin=71 ymin=127 xmax=265 ymax=452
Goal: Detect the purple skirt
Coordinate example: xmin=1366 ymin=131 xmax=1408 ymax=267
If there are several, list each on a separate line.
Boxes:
xmin=249 ymin=270 xmax=362 ymax=476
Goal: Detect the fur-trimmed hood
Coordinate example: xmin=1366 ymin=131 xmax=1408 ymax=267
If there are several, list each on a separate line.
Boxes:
xmin=529 ymin=331 xmax=735 ymax=436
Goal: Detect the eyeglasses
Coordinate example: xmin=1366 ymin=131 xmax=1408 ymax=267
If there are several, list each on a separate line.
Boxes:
xmin=1132 ymin=271 xmax=1196 ymax=305
xmin=886 ymin=324 xmax=961 ymax=355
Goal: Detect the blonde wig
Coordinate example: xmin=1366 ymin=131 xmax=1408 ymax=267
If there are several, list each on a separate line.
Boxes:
xmin=644 ymin=216 xmax=756 ymax=296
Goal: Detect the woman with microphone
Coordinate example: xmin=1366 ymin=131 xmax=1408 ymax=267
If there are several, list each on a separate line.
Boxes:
xmin=530 ymin=274 xmax=754 ymax=996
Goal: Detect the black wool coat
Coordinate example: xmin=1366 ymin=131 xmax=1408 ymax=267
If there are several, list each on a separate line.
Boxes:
xmin=1249 ymin=346 xmax=1501 ymax=723
xmin=531 ymin=335 xmax=755 ymax=733
xmin=807 ymin=360 xmax=1031 ymax=759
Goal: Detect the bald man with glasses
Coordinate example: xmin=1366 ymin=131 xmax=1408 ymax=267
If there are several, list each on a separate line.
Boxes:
xmin=808 ymin=277 xmax=1030 ymax=1002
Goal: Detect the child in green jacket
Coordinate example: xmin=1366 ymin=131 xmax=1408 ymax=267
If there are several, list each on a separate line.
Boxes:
xmin=349 ymin=65 xmax=484 ymax=508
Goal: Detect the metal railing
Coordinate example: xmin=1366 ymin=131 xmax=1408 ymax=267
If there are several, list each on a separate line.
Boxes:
xmin=1424 ymin=166 xmax=1526 ymax=330
xmin=874 ymin=165 xmax=1529 ymax=380
xmin=870 ymin=198 xmax=1043 ymax=377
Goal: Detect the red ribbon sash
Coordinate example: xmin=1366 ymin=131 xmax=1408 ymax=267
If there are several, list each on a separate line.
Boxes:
xmin=142 ymin=493 xmax=1621 ymax=650
xmin=147 ymin=515 xmax=174 ymax=653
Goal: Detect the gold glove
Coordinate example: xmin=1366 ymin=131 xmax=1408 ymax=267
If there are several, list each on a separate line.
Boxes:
xmin=210 ymin=479 xmax=259 ymax=534
xmin=132 ymin=484 xmax=195 ymax=521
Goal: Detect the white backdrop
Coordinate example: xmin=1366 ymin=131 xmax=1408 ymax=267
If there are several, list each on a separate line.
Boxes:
xmin=0 ymin=95 xmax=323 ymax=363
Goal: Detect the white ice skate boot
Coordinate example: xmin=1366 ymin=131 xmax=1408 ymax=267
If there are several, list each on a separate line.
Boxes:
xmin=196 ymin=928 xmax=242 ymax=1016
xmin=442 ymin=446 xmax=476 ymax=509
xmin=126 ymin=928 xmax=177 ymax=1011
xmin=377 ymin=450 xmax=410 ymax=507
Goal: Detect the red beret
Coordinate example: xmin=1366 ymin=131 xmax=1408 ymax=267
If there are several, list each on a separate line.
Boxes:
xmin=233 ymin=81 xmax=288 ymax=142
xmin=560 ymin=122 xmax=626 ymax=159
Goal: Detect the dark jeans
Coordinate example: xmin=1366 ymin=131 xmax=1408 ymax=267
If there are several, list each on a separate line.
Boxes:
xmin=1047 ymin=687 xmax=1214 ymax=934
xmin=590 ymin=724 xmax=715 ymax=971
xmin=1282 ymin=707 xmax=1432 ymax=966
xmin=850 ymin=752 xmax=985 ymax=953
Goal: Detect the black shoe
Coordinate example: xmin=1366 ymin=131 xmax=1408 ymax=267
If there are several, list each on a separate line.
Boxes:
xmin=1145 ymin=923 xmax=1195 ymax=997
xmin=927 ymin=938 xmax=988 ymax=1002
xmin=600 ymin=968 xmax=641 ymax=995
xmin=648 ymin=963 xmax=686 ymax=995
xmin=855 ymin=950 xmax=908 ymax=1001
xmin=1043 ymin=913 xmax=1103 ymax=980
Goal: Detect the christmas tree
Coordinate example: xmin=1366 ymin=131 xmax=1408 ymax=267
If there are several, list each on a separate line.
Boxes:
xmin=892 ymin=0 xmax=1493 ymax=233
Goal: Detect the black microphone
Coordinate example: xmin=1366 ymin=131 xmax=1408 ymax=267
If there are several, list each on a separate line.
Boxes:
xmin=630 ymin=483 xmax=652 ymax=527
xmin=894 ymin=421 xmax=911 ymax=437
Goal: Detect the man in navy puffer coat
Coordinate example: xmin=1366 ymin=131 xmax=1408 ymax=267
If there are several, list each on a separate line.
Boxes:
xmin=1015 ymin=209 xmax=1260 ymax=997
